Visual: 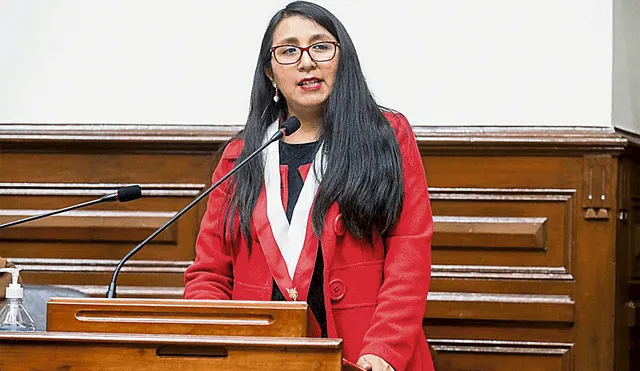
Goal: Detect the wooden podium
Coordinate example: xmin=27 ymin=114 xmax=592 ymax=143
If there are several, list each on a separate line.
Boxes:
xmin=0 ymin=298 xmax=357 ymax=371
xmin=45 ymin=298 xmax=318 ymax=337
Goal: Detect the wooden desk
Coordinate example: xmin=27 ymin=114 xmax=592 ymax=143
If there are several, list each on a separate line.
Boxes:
xmin=46 ymin=298 xmax=315 ymax=337
xmin=0 ymin=331 xmax=343 ymax=370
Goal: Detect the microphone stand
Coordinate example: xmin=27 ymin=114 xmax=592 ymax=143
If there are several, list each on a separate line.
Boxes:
xmin=0 ymin=199 xmax=107 ymax=230
xmin=106 ymin=128 xmax=292 ymax=298
xmin=0 ymin=186 xmax=141 ymax=230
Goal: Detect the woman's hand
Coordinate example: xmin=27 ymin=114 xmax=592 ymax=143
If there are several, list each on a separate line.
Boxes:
xmin=357 ymin=354 xmax=395 ymax=371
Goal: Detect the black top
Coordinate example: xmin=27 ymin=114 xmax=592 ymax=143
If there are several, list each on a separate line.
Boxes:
xmin=271 ymin=140 xmax=327 ymax=338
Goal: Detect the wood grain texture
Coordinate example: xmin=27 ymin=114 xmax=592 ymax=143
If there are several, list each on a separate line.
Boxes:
xmin=0 ymin=124 xmax=627 ymax=154
xmin=430 ymin=339 xmax=573 ymax=371
xmin=0 ymin=332 xmax=343 ymax=371
xmin=46 ymin=298 xmax=314 ymax=337
xmin=433 ymin=216 xmax=547 ymax=249
xmin=425 ymin=292 xmax=574 ymax=324
xmin=1 ymin=125 xmax=639 ymax=370
xmin=0 ymin=209 xmax=178 ymax=242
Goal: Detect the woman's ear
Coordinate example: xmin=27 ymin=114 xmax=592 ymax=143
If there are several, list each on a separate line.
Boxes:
xmin=264 ymin=67 xmax=274 ymax=85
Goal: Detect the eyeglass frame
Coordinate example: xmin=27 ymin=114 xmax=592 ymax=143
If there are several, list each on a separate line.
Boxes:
xmin=270 ymin=41 xmax=341 ymax=65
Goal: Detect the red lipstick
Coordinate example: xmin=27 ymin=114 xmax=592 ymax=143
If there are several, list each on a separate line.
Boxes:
xmin=297 ymin=77 xmax=323 ymax=91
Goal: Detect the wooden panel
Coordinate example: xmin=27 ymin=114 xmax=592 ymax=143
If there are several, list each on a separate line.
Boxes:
xmin=0 ymin=209 xmax=177 ymax=243
xmin=572 ymin=155 xmax=617 ymax=371
xmin=582 ymin=155 xmax=615 ymax=220
xmin=1 ymin=124 xmax=624 ymax=153
xmin=425 ymin=292 xmax=574 ymax=324
xmin=0 ymin=332 xmax=343 ymax=371
xmin=431 ymin=339 xmax=573 ymax=371
xmin=430 ymin=188 xmax=575 ymax=281
xmin=53 ymin=284 xmax=183 ymax=298
xmin=617 ymin=155 xmax=640 ymax=371
xmin=2 ymin=124 xmax=638 ymax=370
xmin=0 ymin=183 xmax=205 ymax=259
xmin=0 ymin=153 xmax=218 ymax=184
xmin=423 ymin=157 xmax=583 ymax=189
xmin=13 ymin=258 xmax=187 ymax=295
xmin=46 ymin=298 xmax=313 ymax=337
xmin=434 ymin=216 xmax=547 ymax=249
xmin=411 ymin=125 xmax=625 ymax=154
xmin=0 ymin=183 xmax=205 ymax=296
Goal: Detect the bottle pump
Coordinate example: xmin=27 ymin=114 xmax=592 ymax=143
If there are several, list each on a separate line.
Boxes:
xmin=0 ymin=268 xmax=36 ymax=331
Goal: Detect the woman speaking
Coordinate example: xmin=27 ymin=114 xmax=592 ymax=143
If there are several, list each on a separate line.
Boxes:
xmin=184 ymin=2 xmax=435 ymax=370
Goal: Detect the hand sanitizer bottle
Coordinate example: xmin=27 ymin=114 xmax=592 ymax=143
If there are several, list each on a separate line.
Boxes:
xmin=0 ymin=268 xmax=36 ymax=331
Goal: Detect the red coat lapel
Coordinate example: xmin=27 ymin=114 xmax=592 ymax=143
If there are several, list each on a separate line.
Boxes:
xmin=253 ymin=164 xmax=320 ymax=302
xmin=254 ymin=186 xmax=295 ymax=298
xmin=291 ymin=163 xmax=319 ymax=300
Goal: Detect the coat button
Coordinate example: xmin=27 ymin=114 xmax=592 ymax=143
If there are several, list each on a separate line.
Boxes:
xmin=334 ymin=214 xmax=346 ymax=236
xmin=329 ymin=279 xmax=346 ymax=301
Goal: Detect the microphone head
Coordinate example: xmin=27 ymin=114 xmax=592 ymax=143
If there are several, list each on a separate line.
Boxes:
xmin=280 ymin=116 xmax=301 ymax=136
xmin=116 ymin=185 xmax=142 ymax=202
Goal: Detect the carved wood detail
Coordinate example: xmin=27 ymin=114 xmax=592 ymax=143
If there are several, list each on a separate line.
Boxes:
xmin=430 ymin=339 xmax=573 ymax=371
xmin=40 ymin=284 xmax=183 ymax=299
xmin=12 ymin=258 xmax=187 ymax=289
xmin=0 ymin=182 xmax=205 ymax=197
xmin=430 ymin=339 xmax=573 ymax=354
xmin=0 ymin=210 xmax=177 ymax=243
xmin=431 ymin=265 xmax=573 ymax=281
xmin=630 ymin=162 xmax=640 ymax=279
xmin=429 ymin=187 xmax=575 ymax=280
xmin=10 ymin=258 xmax=191 ymax=273
xmin=0 ymin=124 xmax=628 ymax=154
xmin=429 ymin=187 xmax=576 ymax=201
xmin=426 ymin=292 xmax=574 ymax=323
xmin=582 ymin=155 xmax=615 ymax=220
xmin=434 ymin=216 xmax=547 ymax=250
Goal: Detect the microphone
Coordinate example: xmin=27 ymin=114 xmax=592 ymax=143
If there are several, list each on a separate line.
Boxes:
xmin=276 ymin=116 xmax=301 ymax=138
xmin=106 ymin=116 xmax=301 ymax=298
xmin=0 ymin=185 xmax=142 ymax=230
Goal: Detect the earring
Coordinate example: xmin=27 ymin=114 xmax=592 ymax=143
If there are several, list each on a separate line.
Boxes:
xmin=273 ymin=83 xmax=280 ymax=103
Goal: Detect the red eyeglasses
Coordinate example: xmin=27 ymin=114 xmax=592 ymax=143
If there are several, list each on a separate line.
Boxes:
xmin=271 ymin=41 xmax=340 ymax=65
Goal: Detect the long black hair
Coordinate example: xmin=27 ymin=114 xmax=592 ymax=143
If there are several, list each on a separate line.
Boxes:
xmin=224 ymin=1 xmax=404 ymax=248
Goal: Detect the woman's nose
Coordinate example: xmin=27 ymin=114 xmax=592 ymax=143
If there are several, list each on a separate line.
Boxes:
xmin=297 ymin=50 xmax=317 ymax=71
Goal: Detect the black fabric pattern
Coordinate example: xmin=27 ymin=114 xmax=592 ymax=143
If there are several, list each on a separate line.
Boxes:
xmin=279 ymin=140 xmax=322 ymax=219
xmin=271 ymin=140 xmax=327 ymax=338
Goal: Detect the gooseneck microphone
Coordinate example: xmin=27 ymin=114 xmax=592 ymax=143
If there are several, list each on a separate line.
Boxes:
xmin=0 ymin=185 xmax=143 ymax=230
xmin=106 ymin=117 xmax=302 ymax=298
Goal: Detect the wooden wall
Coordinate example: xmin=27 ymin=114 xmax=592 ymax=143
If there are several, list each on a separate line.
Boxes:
xmin=0 ymin=123 xmax=638 ymax=371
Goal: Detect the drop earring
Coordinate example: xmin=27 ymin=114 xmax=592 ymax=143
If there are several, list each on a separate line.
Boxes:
xmin=273 ymin=83 xmax=280 ymax=103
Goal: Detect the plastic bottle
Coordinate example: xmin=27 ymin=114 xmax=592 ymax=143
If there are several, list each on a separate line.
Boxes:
xmin=0 ymin=268 xmax=36 ymax=331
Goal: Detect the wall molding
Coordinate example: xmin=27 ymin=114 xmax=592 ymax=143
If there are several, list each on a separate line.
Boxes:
xmin=426 ymin=292 xmax=574 ymax=324
xmin=430 ymin=338 xmax=573 ymax=355
xmin=11 ymin=258 xmax=191 ymax=273
xmin=0 ymin=183 xmax=206 ymax=197
xmin=429 ymin=187 xmax=576 ymax=201
xmin=431 ymin=265 xmax=574 ymax=280
xmin=0 ymin=124 xmax=630 ymax=154
xmin=430 ymin=187 xmax=576 ymax=281
xmin=51 ymin=284 xmax=184 ymax=298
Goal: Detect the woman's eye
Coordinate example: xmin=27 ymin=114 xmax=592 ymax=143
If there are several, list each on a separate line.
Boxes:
xmin=282 ymin=47 xmax=298 ymax=55
xmin=312 ymin=43 xmax=329 ymax=51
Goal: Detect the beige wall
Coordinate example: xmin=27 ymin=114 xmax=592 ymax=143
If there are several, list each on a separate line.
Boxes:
xmin=0 ymin=0 xmax=614 ymax=128
xmin=613 ymin=0 xmax=640 ymax=134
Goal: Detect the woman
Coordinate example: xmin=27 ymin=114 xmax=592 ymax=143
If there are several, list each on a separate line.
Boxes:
xmin=184 ymin=2 xmax=434 ymax=370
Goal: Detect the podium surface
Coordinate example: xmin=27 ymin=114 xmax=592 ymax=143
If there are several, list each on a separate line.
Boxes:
xmin=12 ymin=297 xmax=355 ymax=370
xmin=46 ymin=297 xmax=315 ymax=337
xmin=0 ymin=331 xmax=343 ymax=370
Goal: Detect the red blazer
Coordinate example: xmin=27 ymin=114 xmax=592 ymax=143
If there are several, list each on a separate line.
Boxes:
xmin=184 ymin=112 xmax=434 ymax=371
